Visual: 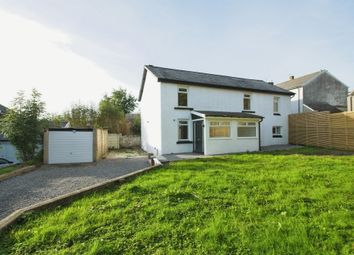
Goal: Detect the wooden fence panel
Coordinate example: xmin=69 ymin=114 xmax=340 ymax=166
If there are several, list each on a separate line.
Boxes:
xmin=289 ymin=111 xmax=354 ymax=151
xmin=94 ymin=128 xmax=108 ymax=161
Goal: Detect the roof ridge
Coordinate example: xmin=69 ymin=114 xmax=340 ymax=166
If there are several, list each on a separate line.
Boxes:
xmin=276 ymin=70 xmax=322 ymax=85
xmin=146 ymin=65 xmax=264 ymax=82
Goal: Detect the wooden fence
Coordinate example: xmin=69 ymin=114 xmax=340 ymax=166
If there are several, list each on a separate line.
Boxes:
xmin=94 ymin=128 xmax=108 ymax=161
xmin=289 ymin=111 xmax=354 ymax=150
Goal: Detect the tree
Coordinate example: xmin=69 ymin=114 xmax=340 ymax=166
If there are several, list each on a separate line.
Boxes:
xmin=0 ymin=89 xmax=45 ymax=161
xmin=131 ymin=115 xmax=141 ymax=135
xmin=97 ymin=97 xmax=123 ymax=133
xmin=63 ymin=103 xmax=98 ymax=128
xmin=108 ymin=88 xmax=137 ymax=115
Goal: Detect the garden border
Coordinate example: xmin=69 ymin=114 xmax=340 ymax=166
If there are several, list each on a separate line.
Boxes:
xmin=0 ymin=159 xmax=162 ymax=232
xmin=0 ymin=165 xmax=37 ymax=182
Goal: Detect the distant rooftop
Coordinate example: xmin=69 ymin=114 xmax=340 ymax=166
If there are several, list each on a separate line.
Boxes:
xmin=276 ymin=71 xmax=324 ymax=90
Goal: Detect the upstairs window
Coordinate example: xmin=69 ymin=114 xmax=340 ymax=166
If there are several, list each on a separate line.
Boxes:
xmin=178 ymin=88 xmax=188 ymax=107
xmin=178 ymin=120 xmax=189 ymax=140
xmin=237 ymin=122 xmax=257 ymax=138
xmin=209 ymin=121 xmax=231 ymax=138
xmin=273 ymin=96 xmax=280 ymax=113
xmin=243 ymin=94 xmax=251 ymax=110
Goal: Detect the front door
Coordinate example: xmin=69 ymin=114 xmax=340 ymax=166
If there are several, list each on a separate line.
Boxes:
xmin=193 ymin=121 xmax=204 ymax=154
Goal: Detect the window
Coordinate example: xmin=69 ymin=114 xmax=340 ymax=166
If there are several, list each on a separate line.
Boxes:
xmin=209 ymin=121 xmax=231 ymax=138
xmin=237 ymin=122 xmax=257 ymax=138
xmin=272 ymin=126 xmax=282 ymax=137
xmin=178 ymin=88 xmax=188 ymax=107
xmin=273 ymin=96 xmax=280 ymax=113
xmin=243 ymin=94 xmax=251 ymax=110
xmin=178 ymin=120 xmax=189 ymax=140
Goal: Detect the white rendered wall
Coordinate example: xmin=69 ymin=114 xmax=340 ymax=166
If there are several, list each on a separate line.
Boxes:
xmin=158 ymin=81 xmax=291 ymax=154
xmin=140 ymin=71 xmax=162 ymax=155
xmin=290 ymin=87 xmax=303 ymax=113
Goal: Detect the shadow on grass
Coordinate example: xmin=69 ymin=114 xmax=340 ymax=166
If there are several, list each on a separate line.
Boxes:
xmin=258 ymin=146 xmax=354 ymax=156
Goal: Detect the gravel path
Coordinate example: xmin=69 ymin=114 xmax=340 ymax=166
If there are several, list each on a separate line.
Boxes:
xmin=0 ymin=157 xmax=150 ymax=220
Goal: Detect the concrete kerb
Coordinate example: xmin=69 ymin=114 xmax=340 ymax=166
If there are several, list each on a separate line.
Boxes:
xmin=0 ymin=165 xmax=37 ymax=182
xmin=0 ymin=159 xmax=163 ymax=232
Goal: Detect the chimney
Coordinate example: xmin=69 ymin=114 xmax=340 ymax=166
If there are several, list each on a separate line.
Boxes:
xmin=289 ymin=75 xmax=295 ymax=80
xmin=268 ymin=81 xmax=274 ymax=85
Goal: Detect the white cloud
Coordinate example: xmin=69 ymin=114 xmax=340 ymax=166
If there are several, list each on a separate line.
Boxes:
xmin=0 ymin=9 xmax=125 ymax=113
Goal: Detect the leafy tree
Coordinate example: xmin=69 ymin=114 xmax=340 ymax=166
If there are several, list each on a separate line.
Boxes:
xmin=97 ymin=97 xmax=123 ymax=133
xmin=63 ymin=103 xmax=98 ymax=128
xmin=0 ymin=89 xmax=45 ymax=161
xmin=107 ymin=88 xmax=137 ymax=115
xmin=131 ymin=115 xmax=141 ymax=135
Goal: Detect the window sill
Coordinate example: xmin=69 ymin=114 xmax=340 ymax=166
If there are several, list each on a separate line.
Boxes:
xmin=174 ymin=107 xmax=194 ymax=110
xmin=242 ymin=110 xmax=255 ymax=113
xmin=237 ymin=137 xmax=258 ymax=139
xmin=272 ymin=135 xmax=282 ymax=138
xmin=273 ymin=113 xmax=281 ymax=116
xmin=209 ymin=137 xmax=232 ymax=140
xmin=176 ymin=140 xmax=193 ymax=144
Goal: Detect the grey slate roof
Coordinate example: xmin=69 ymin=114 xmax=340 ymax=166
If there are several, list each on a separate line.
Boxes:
xmin=193 ymin=110 xmax=263 ymax=119
xmin=305 ymin=103 xmax=343 ymax=113
xmin=276 ymin=71 xmax=322 ymax=90
xmin=139 ymin=65 xmax=294 ymax=100
xmin=0 ymin=104 xmax=8 ymax=115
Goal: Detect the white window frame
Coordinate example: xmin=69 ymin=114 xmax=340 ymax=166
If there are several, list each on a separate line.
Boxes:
xmin=273 ymin=96 xmax=280 ymax=113
xmin=237 ymin=121 xmax=257 ymax=138
xmin=243 ymin=94 xmax=251 ymax=111
xmin=177 ymin=87 xmax=188 ymax=107
xmin=272 ymin=126 xmax=282 ymax=137
xmin=209 ymin=121 xmax=231 ymax=139
xmin=178 ymin=119 xmax=189 ymax=141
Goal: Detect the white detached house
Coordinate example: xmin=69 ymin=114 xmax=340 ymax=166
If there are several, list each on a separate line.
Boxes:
xmin=139 ymin=65 xmax=294 ymax=156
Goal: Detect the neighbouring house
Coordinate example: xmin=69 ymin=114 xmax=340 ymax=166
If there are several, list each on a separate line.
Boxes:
xmin=0 ymin=104 xmax=21 ymax=163
xmin=276 ymin=70 xmax=348 ymax=114
xmin=139 ymin=65 xmax=294 ymax=156
xmin=347 ymin=91 xmax=354 ymax=112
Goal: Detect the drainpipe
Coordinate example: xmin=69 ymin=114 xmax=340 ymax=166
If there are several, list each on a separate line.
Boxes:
xmin=258 ymin=118 xmax=264 ymax=151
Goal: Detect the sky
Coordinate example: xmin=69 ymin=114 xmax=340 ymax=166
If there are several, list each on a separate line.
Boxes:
xmin=0 ymin=0 xmax=353 ymax=113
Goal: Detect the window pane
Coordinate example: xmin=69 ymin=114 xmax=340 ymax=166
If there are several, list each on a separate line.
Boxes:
xmin=272 ymin=126 xmax=281 ymax=135
xmin=210 ymin=127 xmax=230 ymax=138
xmin=179 ymin=88 xmax=187 ymax=92
xmin=178 ymin=92 xmax=187 ymax=106
xmin=238 ymin=127 xmax=256 ymax=137
xmin=243 ymin=98 xmax=250 ymax=110
xmin=179 ymin=125 xmax=188 ymax=139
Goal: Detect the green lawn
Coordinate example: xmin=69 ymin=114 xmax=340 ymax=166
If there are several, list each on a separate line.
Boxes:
xmin=0 ymin=147 xmax=353 ymax=254
xmin=0 ymin=165 xmax=20 ymax=176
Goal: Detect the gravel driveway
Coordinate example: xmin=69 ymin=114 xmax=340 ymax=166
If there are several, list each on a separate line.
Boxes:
xmin=0 ymin=157 xmax=150 ymax=220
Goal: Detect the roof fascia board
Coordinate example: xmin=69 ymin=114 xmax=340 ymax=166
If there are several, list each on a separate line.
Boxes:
xmin=158 ymin=78 xmax=294 ymax=96
xmin=206 ymin=116 xmax=262 ymax=121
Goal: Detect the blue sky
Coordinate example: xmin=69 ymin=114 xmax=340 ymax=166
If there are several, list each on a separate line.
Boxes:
xmin=0 ymin=0 xmax=353 ymax=113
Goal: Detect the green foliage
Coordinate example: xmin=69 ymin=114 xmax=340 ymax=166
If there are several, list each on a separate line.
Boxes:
xmin=131 ymin=115 xmax=141 ymax=135
xmin=0 ymin=147 xmax=352 ymax=254
xmin=63 ymin=103 xmax=98 ymax=128
xmin=0 ymin=89 xmax=45 ymax=161
xmin=109 ymin=88 xmax=137 ymax=115
xmin=97 ymin=88 xmax=137 ymax=133
xmin=97 ymin=97 xmax=123 ymax=133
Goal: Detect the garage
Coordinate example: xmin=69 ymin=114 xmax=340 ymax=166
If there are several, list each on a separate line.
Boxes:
xmin=44 ymin=128 xmax=108 ymax=164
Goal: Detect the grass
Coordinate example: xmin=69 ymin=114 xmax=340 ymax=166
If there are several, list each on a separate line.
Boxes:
xmin=0 ymin=165 xmax=20 ymax=176
xmin=0 ymin=147 xmax=353 ymax=254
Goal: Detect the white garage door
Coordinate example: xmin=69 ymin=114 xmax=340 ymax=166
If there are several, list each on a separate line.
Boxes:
xmin=48 ymin=130 xmax=93 ymax=164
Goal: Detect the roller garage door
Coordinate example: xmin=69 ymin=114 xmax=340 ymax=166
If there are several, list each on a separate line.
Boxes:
xmin=48 ymin=128 xmax=93 ymax=164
